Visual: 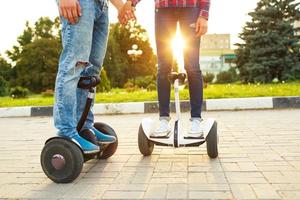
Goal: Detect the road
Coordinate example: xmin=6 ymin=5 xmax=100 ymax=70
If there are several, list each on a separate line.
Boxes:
xmin=0 ymin=109 xmax=300 ymax=199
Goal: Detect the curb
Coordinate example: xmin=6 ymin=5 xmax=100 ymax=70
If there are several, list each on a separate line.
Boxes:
xmin=0 ymin=96 xmax=300 ymax=118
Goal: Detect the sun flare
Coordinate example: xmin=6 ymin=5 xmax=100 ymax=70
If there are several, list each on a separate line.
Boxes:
xmin=172 ymin=27 xmax=185 ymax=72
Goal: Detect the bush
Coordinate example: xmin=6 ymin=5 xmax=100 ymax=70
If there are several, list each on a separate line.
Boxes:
xmin=0 ymin=76 xmax=8 ymax=97
xmin=97 ymin=69 xmax=111 ymax=92
xmin=203 ymin=73 xmax=215 ymax=84
xmin=124 ymin=80 xmax=139 ymax=92
xmin=124 ymin=80 xmax=134 ymax=88
xmin=216 ymin=68 xmax=238 ymax=83
xmin=41 ymin=89 xmax=54 ymax=97
xmin=228 ymin=67 xmax=238 ymax=80
xmin=147 ymin=83 xmax=156 ymax=91
xmin=10 ymin=86 xmax=29 ymax=98
xmin=126 ymin=86 xmax=139 ymax=92
xmin=135 ymin=76 xmax=156 ymax=88
xmin=216 ymin=71 xmax=234 ymax=83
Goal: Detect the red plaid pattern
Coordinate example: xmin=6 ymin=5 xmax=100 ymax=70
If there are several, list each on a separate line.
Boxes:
xmin=130 ymin=0 xmax=210 ymax=19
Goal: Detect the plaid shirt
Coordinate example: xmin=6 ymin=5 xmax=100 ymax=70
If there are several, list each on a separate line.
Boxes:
xmin=130 ymin=0 xmax=211 ymax=19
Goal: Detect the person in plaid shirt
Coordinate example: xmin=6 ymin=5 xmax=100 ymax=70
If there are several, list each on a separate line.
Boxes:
xmin=131 ymin=0 xmax=210 ymax=20
xmin=120 ymin=0 xmax=211 ymax=138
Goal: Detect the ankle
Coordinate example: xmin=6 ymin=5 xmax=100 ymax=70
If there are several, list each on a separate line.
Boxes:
xmin=190 ymin=117 xmax=203 ymax=122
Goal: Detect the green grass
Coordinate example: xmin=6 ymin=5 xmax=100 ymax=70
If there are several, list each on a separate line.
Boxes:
xmin=0 ymin=82 xmax=299 ymax=108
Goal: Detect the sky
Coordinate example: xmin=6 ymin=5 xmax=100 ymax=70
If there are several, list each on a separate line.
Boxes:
xmin=0 ymin=0 xmax=261 ymax=57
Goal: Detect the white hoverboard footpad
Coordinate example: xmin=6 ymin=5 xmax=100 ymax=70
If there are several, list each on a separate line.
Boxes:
xmin=141 ymin=118 xmax=175 ymax=146
xmin=141 ymin=118 xmax=217 ymax=147
xmin=141 ymin=118 xmax=155 ymax=138
xmin=203 ymin=118 xmax=217 ymax=139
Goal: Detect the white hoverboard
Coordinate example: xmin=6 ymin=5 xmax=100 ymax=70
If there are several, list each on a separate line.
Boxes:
xmin=138 ymin=72 xmax=218 ymax=158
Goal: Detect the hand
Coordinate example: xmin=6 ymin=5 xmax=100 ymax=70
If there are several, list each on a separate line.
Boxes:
xmin=195 ymin=17 xmax=208 ymax=38
xmin=118 ymin=1 xmax=136 ymax=25
xmin=59 ymin=0 xmax=82 ymax=24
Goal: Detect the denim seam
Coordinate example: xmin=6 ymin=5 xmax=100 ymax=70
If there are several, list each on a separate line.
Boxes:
xmin=93 ymin=0 xmax=107 ymax=18
xmin=56 ymin=25 xmax=77 ymax=136
xmin=57 ymin=25 xmax=72 ymax=108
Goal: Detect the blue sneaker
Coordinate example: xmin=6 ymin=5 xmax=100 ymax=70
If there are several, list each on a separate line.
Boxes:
xmin=70 ymin=135 xmax=100 ymax=154
xmin=91 ymin=128 xmax=116 ymax=144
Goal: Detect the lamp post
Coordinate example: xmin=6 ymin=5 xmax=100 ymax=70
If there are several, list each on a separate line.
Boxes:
xmin=127 ymin=44 xmax=143 ymax=83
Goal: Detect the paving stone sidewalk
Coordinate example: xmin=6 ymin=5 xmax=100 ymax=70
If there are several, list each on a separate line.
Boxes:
xmin=0 ymin=109 xmax=300 ymax=199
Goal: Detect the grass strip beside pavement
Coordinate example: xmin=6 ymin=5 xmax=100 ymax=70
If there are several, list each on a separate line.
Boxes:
xmin=0 ymin=83 xmax=299 ymax=108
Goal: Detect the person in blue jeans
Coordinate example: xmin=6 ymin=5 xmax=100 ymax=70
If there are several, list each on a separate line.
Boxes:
xmin=54 ymin=0 xmax=135 ymax=153
xmin=126 ymin=0 xmax=211 ymax=138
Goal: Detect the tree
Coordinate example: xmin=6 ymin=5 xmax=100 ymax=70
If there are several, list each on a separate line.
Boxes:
xmin=97 ymin=69 xmax=111 ymax=92
xmin=13 ymin=38 xmax=61 ymax=92
xmin=236 ymin=0 xmax=300 ymax=83
xmin=6 ymin=18 xmax=156 ymax=92
xmin=34 ymin=17 xmax=60 ymax=39
xmin=6 ymin=17 xmax=61 ymax=92
xmin=0 ymin=56 xmax=12 ymax=82
xmin=0 ymin=76 xmax=8 ymax=96
xmin=104 ymin=22 xmax=156 ymax=87
xmin=7 ymin=17 xmax=60 ymax=63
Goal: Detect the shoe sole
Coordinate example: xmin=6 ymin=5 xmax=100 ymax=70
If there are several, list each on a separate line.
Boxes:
xmin=97 ymin=141 xmax=116 ymax=145
xmin=184 ymin=136 xmax=204 ymax=139
xmin=83 ymin=149 xmax=100 ymax=154
xmin=184 ymin=133 xmax=204 ymax=139
xmin=150 ymin=130 xmax=171 ymax=138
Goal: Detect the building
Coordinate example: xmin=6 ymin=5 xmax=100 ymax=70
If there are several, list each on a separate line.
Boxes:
xmin=200 ymin=34 xmax=236 ymax=74
xmin=201 ymin=34 xmax=231 ymax=50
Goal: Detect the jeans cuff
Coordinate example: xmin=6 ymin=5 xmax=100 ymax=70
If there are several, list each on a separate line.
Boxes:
xmin=81 ymin=122 xmax=94 ymax=131
xmin=190 ymin=117 xmax=203 ymax=122
xmin=159 ymin=116 xmax=171 ymax=121
xmin=57 ymin=130 xmax=78 ymax=138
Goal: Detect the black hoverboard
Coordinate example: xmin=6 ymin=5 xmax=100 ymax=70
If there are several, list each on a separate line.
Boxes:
xmin=40 ymin=76 xmax=118 ymax=183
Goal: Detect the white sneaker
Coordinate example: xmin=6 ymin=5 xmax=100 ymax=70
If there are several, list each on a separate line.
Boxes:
xmin=151 ymin=118 xmax=171 ymax=138
xmin=185 ymin=118 xmax=204 ymax=138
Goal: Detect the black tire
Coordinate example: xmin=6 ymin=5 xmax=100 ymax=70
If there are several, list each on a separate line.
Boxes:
xmin=40 ymin=138 xmax=84 ymax=183
xmin=206 ymin=121 xmax=218 ymax=158
xmin=174 ymin=121 xmax=179 ymax=148
xmin=94 ymin=122 xmax=118 ymax=159
xmin=138 ymin=124 xmax=154 ymax=156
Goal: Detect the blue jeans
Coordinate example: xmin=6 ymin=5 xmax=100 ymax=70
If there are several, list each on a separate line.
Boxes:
xmin=54 ymin=0 xmax=109 ymax=138
xmin=155 ymin=8 xmax=203 ymax=119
